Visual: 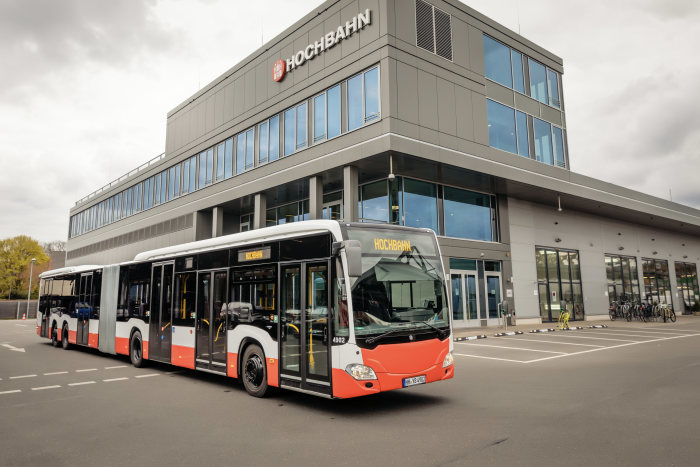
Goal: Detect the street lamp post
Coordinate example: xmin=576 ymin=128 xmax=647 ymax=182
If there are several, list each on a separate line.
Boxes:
xmin=26 ymin=258 xmax=36 ymax=319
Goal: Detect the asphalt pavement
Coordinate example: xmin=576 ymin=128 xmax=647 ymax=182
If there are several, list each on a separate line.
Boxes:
xmin=1 ymin=318 xmax=699 ymax=466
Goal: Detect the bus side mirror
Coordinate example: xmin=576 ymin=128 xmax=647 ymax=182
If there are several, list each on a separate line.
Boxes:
xmin=334 ymin=240 xmax=362 ymax=278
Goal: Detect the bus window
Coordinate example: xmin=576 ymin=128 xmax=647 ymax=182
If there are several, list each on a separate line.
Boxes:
xmin=173 ymin=273 xmax=195 ymax=327
xmin=333 ymin=258 xmax=349 ymax=337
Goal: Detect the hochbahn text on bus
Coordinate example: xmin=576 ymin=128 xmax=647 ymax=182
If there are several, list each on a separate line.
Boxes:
xmin=36 ymin=221 xmax=455 ymax=398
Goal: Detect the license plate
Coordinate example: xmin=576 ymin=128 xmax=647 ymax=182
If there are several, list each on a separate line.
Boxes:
xmin=403 ymin=375 xmax=426 ymax=387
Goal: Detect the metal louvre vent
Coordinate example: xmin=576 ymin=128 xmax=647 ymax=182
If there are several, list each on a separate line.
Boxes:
xmin=434 ymin=8 xmax=452 ymax=60
xmin=415 ymin=0 xmax=435 ymax=53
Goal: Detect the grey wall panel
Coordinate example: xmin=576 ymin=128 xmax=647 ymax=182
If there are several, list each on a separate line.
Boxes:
xmin=234 ymin=76 xmax=244 ymax=117
xmin=307 ymin=23 xmax=326 ymax=78
xmin=322 ymin=11 xmax=342 ymax=67
xmin=224 ymin=82 xmax=235 ymax=123
xmin=468 ymin=24 xmax=485 ymax=76
xmin=513 ymin=92 xmax=540 ymax=118
xmin=205 ymin=95 xmax=215 ymax=133
xmin=454 ymin=84 xmax=474 ymax=141
xmin=341 ymin=2 xmax=361 ymax=57
xmin=244 ymin=68 xmax=256 ymax=112
xmin=417 ymin=70 xmax=438 ymax=131
xmin=255 ymin=62 xmax=268 ymax=106
xmin=292 ymin=33 xmax=311 ymax=85
xmin=436 ymin=77 xmax=457 ymax=136
xmin=214 ymin=89 xmax=225 ymax=128
xmin=451 ymin=16 xmax=469 ymax=70
xmin=396 ymin=60 xmax=418 ymax=124
xmin=485 ymin=80 xmax=514 ymax=107
xmin=359 ymin=0 xmax=380 ymax=47
xmin=472 ymin=92 xmax=489 ymax=145
xmin=540 ymin=105 xmax=563 ymax=127
xmin=394 ymin=0 xmax=414 ymax=45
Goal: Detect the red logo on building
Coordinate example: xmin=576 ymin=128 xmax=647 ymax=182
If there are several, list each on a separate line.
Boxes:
xmin=272 ymin=60 xmax=286 ymax=82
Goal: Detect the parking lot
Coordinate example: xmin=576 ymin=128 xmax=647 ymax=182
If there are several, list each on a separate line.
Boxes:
xmin=2 ymin=318 xmax=700 ymax=466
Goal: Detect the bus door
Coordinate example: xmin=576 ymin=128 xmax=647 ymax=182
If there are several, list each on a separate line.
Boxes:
xmin=279 ymin=261 xmax=331 ymax=395
xmin=149 ymin=262 xmax=174 ymax=363
xmin=40 ymin=279 xmax=53 ymax=338
xmin=195 ymin=270 xmax=228 ymax=373
xmin=76 ymin=273 xmax=92 ymax=346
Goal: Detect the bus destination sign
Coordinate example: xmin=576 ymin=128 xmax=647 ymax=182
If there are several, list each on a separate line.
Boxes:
xmin=238 ymin=246 xmax=271 ymax=262
xmin=372 ymin=238 xmax=412 ymax=253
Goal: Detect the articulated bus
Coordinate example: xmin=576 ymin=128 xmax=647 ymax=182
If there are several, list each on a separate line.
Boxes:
xmin=37 ymin=221 xmax=454 ymax=398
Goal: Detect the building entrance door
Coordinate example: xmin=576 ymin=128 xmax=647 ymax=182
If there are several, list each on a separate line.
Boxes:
xmin=485 ymin=273 xmax=503 ymax=326
xmin=450 ymin=271 xmax=480 ymax=327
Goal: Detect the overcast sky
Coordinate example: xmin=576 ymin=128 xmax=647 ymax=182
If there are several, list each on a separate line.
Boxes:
xmin=1 ymin=0 xmax=699 ymax=243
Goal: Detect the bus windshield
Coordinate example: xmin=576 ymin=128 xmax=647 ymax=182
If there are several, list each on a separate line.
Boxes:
xmin=345 ymin=227 xmax=449 ymax=337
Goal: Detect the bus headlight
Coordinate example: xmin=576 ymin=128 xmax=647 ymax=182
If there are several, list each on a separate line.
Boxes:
xmin=443 ymin=352 xmax=454 ymax=368
xmin=345 ymin=364 xmax=377 ymax=380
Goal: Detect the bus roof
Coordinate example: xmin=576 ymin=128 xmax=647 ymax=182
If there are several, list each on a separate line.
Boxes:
xmin=39 ymin=265 xmax=102 ymax=279
xmin=133 ymin=220 xmax=345 ymax=262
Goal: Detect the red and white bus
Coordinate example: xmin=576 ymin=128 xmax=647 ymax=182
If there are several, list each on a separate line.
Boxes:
xmin=37 ymin=221 xmax=454 ymax=398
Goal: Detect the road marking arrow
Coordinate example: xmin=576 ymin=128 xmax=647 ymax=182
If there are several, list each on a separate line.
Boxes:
xmin=1 ymin=343 xmax=26 ymax=353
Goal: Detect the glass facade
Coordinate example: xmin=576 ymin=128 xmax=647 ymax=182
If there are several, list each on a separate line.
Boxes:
xmin=70 ymin=65 xmax=381 ymax=238
xmin=536 ymin=248 xmax=584 ymax=322
xmin=675 ymin=262 xmax=700 ymax=314
xmin=642 ymin=259 xmax=673 ymax=309
xmin=358 ymin=177 xmax=498 ymax=242
xmin=605 ymin=254 xmax=641 ymax=304
xmin=487 ymin=99 xmax=517 ymax=154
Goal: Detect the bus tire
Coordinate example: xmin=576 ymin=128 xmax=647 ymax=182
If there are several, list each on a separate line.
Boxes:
xmin=61 ymin=325 xmax=70 ymax=350
xmin=130 ymin=331 xmax=145 ymax=368
xmin=242 ymin=344 xmax=268 ymax=398
xmin=51 ymin=324 xmax=59 ymax=347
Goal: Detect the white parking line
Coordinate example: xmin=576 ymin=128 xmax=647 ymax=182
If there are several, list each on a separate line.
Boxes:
xmin=76 ymin=368 xmax=98 ymax=373
xmin=525 ymin=333 xmax=700 ymax=364
xmin=135 ymin=373 xmax=159 ymax=378
xmin=456 ymin=342 xmax=567 ymax=354
xmin=68 ymin=381 xmax=96 ymax=386
xmin=454 ymin=353 xmax=527 ymax=363
xmin=543 ymin=334 xmax=640 ymax=342
xmin=44 ymin=371 xmax=69 ymax=376
xmin=104 ymin=365 xmax=128 ymax=370
xmin=616 ymin=327 xmax=693 ymax=334
xmin=605 ymin=328 xmax=693 ymax=336
xmin=0 ymin=389 xmax=22 ymax=395
xmin=500 ymin=337 xmax=605 ymax=347
xmin=9 ymin=374 xmax=37 ymax=379
xmin=103 ymin=377 xmax=128 ymax=382
xmin=32 ymin=385 xmax=61 ymax=391
xmin=581 ymin=331 xmax=659 ymax=339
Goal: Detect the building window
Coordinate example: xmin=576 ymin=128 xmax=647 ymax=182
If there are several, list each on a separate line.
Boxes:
xmin=487 ymin=99 xmax=517 ymax=154
xmin=547 ymin=69 xmax=560 ymax=108
xmin=675 ymin=262 xmax=700 ymax=314
xmin=444 ymin=187 xmax=495 ymax=242
xmin=359 ymin=180 xmax=389 ymax=223
xmin=511 ymin=50 xmax=525 ymax=93
xmin=347 ymin=74 xmax=363 ymax=131
xmin=643 ymin=259 xmax=673 ymax=309
xmin=313 ymin=93 xmax=326 ymax=142
xmin=236 ymin=131 xmax=246 ymax=174
xmin=536 ymin=248 xmax=584 ymax=322
xmin=347 ymin=67 xmax=381 ymax=133
xmin=240 ymin=214 xmax=252 ymax=232
xmin=516 ymin=110 xmax=529 ymax=157
xmin=483 ymin=35 xmax=512 ymax=88
xmin=415 ymin=0 xmax=452 ymax=61
xmin=269 ymin=115 xmax=280 ymax=161
xmin=528 ymin=58 xmax=547 ymax=104
xmin=198 ymin=149 xmax=213 ymax=188
xmin=224 ymin=137 xmax=233 ymax=178
xmin=327 ymin=85 xmax=341 ymax=139
xmin=322 ymin=191 xmax=343 ymax=221
xmin=258 ymin=121 xmax=269 ymax=164
xmin=364 ymin=66 xmax=380 ymax=123
xmin=216 ymin=142 xmax=225 ymax=182
xmin=284 ymin=108 xmax=295 ymax=156
xmin=533 ymin=118 xmax=553 ymax=165
xmin=295 ymin=103 xmax=307 ymax=150
xmin=605 ymin=254 xmax=641 ymax=305
xmin=403 ymin=178 xmax=438 ymax=232
xmin=266 ymin=200 xmax=309 ymax=226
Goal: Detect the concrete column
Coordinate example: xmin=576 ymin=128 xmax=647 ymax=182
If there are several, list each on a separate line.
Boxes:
xmin=253 ymin=193 xmax=267 ymax=230
xmin=309 ymin=176 xmax=323 ymax=220
xmin=212 ymin=206 xmax=224 ymax=237
xmin=194 ymin=210 xmax=213 ymax=241
xmin=343 ymin=166 xmax=358 ymax=222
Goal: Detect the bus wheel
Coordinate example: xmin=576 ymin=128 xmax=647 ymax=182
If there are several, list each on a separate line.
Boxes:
xmin=130 ymin=331 xmax=144 ymax=368
xmin=242 ymin=344 xmax=268 ymax=397
xmin=51 ymin=324 xmax=59 ymax=347
xmin=61 ymin=326 xmax=70 ymax=350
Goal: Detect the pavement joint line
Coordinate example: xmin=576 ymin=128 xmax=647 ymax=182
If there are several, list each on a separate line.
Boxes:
xmin=32 ymin=385 xmax=61 ymax=391
xmin=0 ymin=389 xmax=22 ymax=395
xmin=76 ymin=368 xmax=98 ymax=372
xmin=134 ymin=373 xmax=160 ymax=378
xmin=524 ymin=332 xmax=700 ymax=364
xmin=68 ymin=381 xmax=96 ymax=386
xmin=103 ymin=377 xmax=128 ymax=382
xmin=44 ymin=371 xmax=68 ymax=376
xmin=456 ymin=342 xmax=568 ymax=354
xmin=9 ymin=374 xmax=37 ymax=379
xmin=454 ymin=353 xmax=528 ymax=363
xmin=104 ymin=365 xmax=128 ymax=370
xmin=499 ymin=336 xmax=605 ymax=347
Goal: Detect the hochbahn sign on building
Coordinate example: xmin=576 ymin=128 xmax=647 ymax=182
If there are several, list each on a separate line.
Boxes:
xmin=272 ymin=9 xmax=371 ymax=82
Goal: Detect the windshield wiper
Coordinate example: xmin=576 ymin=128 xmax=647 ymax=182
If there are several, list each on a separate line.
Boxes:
xmin=365 ymin=327 xmax=409 ymax=345
xmin=412 ymin=321 xmax=449 ymax=339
